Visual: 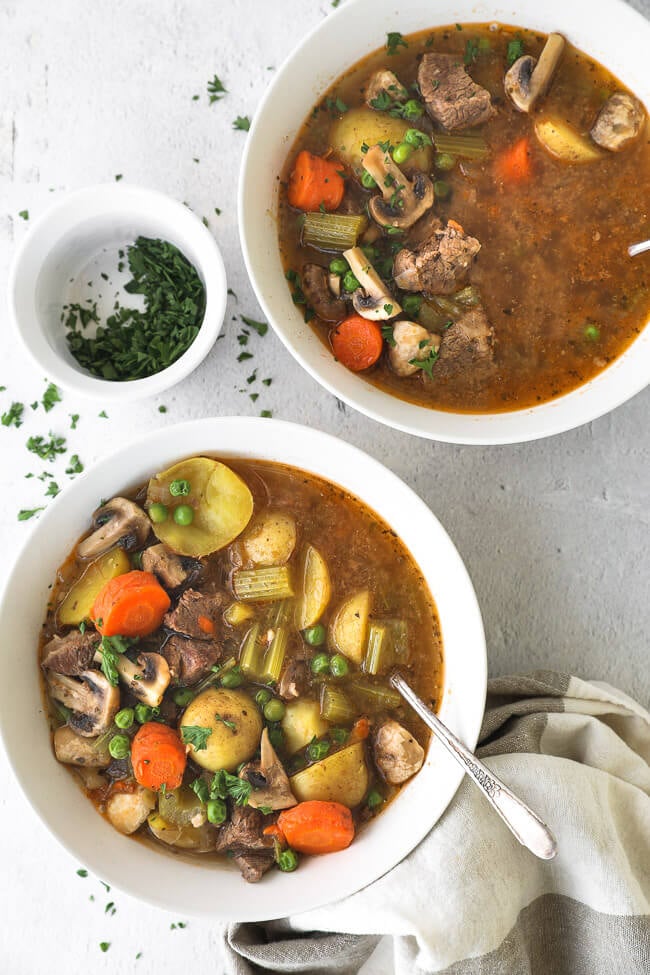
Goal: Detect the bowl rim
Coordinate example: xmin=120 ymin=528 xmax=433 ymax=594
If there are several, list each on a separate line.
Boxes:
xmin=8 ymin=182 xmax=227 ymax=402
xmin=238 ymin=0 xmax=650 ymax=445
xmin=0 ymin=416 xmax=487 ymax=920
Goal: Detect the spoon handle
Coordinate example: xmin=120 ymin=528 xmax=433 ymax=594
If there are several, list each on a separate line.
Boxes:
xmin=390 ymin=673 xmax=557 ymax=861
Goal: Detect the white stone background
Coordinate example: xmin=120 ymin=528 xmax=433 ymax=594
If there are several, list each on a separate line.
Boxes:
xmin=0 ymin=0 xmax=648 ymax=971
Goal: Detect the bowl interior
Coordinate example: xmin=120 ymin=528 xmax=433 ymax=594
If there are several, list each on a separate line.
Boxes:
xmin=239 ymin=0 xmax=650 ymax=444
xmin=0 ymin=418 xmax=486 ymax=921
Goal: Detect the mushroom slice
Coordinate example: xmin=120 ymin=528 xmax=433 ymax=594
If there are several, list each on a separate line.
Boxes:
xmin=591 ymin=92 xmax=645 ymax=151
xmin=342 ymin=246 xmax=402 ymax=321
xmin=362 ymin=144 xmax=434 ymax=231
xmin=373 ymin=718 xmax=425 ymax=785
xmin=505 ymin=32 xmax=565 ymax=113
xmin=365 ymin=69 xmax=408 ymax=108
xmin=93 ymin=649 xmax=171 ymax=707
xmin=53 ymin=725 xmax=111 ymax=767
xmin=77 ymin=497 xmax=150 ymax=559
xmin=388 ymin=322 xmax=441 ymax=378
xmin=47 ymin=669 xmax=120 ymax=737
xmin=241 ymin=728 xmax=297 ymax=812
xmin=106 ymin=786 xmax=156 ymax=835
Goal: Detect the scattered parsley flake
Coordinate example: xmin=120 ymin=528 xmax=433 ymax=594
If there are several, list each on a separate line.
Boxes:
xmin=2 ymin=402 xmax=24 ymax=427
xmin=214 ymin=207 xmax=222 ymax=216
xmin=249 ymin=392 xmax=259 ymax=402
xmin=207 ymin=74 xmax=227 ymax=104
xmin=241 ymin=315 xmax=268 ymax=336
xmin=42 ymin=382 xmax=62 ymax=412
xmin=233 ymin=115 xmax=251 ymax=131
xmin=18 ymin=508 xmax=44 ymax=521
xmin=76 ymin=869 xmax=88 ymax=878
xmin=262 ymin=378 xmax=272 ymax=386
xmin=506 ymin=38 xmax=525 ymax=67
xmin=65 ymin=454 xmax=84 ymax=475
xmin=237 ymin=351 xmax=253 ymax=362
xmin=158 ymin=405 xmax=167 ymax=413
xmin=260 ymin=410 xmax=272 ymax=418
xmin=45 ymin=481 xmax=60 ymax=498
xmin=98 ymin=410 xmax=108 ymax=418
xmin=386 ymin=31 xmax=408 ymax=56
xmin=18 ymin=209 xmax=29 ymax=220
xmin=99 ymin=943 xmax=110 ymax=953
xmin=214 ymin=712 xmax=237 ymax=732
xmin=181 ymin=725 xmax=213 ymax=751
xmin=27 ymin=433 xmax=66 ymax=460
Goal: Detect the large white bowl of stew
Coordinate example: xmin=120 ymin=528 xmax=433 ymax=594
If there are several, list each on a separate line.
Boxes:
xmin=239 ymin=0 xmax=650 ymax=443
xmin=0 ymin=418 xmax=486 ymax=920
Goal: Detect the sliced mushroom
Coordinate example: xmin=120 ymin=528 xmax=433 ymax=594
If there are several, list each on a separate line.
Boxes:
xmin=301 ymin=263 xmax=347 ymax=322
xmin=365 ymin=69 xmax=408 ymax=108
xmin=362 ymin=144 xmax=434 ymax=230
xmin=77 ymin=497 xmax=150 ymax=559
xmin=590 ymin=92 xmax=645 ymax=151
xmin=93 ymin=649 xmax=171 ymax=707
xmin=343 ymin=246 xmax=402 ymax=321
xmin=505 ymin=33 xmax=565 ymax=113
xmin=240 ymin=728 xmax=297 ymax=811
xmin=388 ymin=321 xmax=441 ymax=378
xmin=47 ymin=669 xmax=120 ymax=737
xmin=141 ymin=543 xmax=191 ymax=589
xmin=328 ymin=273 xmax=342 ymax=298
xmin=106 ymin=786 xmax=156 ymax=835
xmin=53 ymin=725 xmax=111 ymax=767
xmin=372 ymin=718 xmax=425 ymax=784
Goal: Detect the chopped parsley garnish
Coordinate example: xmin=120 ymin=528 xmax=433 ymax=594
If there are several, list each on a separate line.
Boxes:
xmin=383 ymin=303 xmax=394 ymax=315
xmin=105 ymin=901 xmax=116 ymax=915
xmin=386 ymin=31 xmax=408 ymax=56
xmin=98 ymin=410 xmax=108 ymax=418
xmin=158 ymin=405 xmax=167 ymax=413
xmin=99 ymin=635 xmax=128 ymax=686
xmin=262 ymin=378 xmax=272 ymax=387
xmin=27 ymin=433 xmax=66 ymax=460
xmin=65 ymin=454 xmax=84 ymax=475
xmin=18 ymin=209 xmax=29 ymax=220
xmin=408 ymin=345 xmax=439 ymax=380
xmin=181 ymin=725 xmax=213 ymax=751
xmin=42 ymin=382 xmax=62 ymax=412
xmin=76 ymin=868 xmax=88 ymax=877
xmin=233 ymin=115 xmax=251 ymax=131
xmin=207 ymin=74 xmax=227 ymax=104
xmin=240 ymin=315 xmax=268 ymax=337
xmin=209 ymin=769 xmax=252 ymax=806
xmin=2 ymin=402 xmax=24 ymax=427
xmin=260 ymin=410 xmax=272 ymax=419
xmin=464 ymin=38 xmax=480 ymax=64
xmin=114 ymin=174 xmax=123 ymax=181
xmin=506 ymin=38 xmax=525 ymax=67
xmin=70 ymin=413 xmax=79 ymax=429
xmin=214 ymin=713 xmax=237 ymax=732
xmin=45 ymin=481 xmax=60 ymax=498
xmin=381 ymin=324 xmax=396 ymax=347
xmin=324 ymin=95 xmax=348 ymax=115
xmin=237 ymin=351 xmax=253 ymax=362
xmin=99 ymin=943 xmax=110 ymax=953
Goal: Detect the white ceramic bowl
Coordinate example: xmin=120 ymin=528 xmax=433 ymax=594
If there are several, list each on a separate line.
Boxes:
xmin=8 ymin=184 xmax=227 ymax=402
xmin=239 ymin=0 xmax=650 ymax=444
xmin=0 ymin=417 xmax=486 ymax=921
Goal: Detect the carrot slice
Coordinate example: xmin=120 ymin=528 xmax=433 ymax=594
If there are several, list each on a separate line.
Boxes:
xmin=331 ymin=315 xmax=384 ymax=372
xmin=277 ymin=800 xmax=355 ymax=855
xmin=197 ymin=614 xmax=215 ymax=635
xmin=351 ymin=716 xmax=370 ymax=741
xmin=287 ymin=150 xmax=345 ymax=212
xmin=494 ymin=137 xmax=532 ymax=183
xmin=131 ymin=722 xmax=187 ymax=792
xmin=91 ymin=569 xmax=171 ymax=638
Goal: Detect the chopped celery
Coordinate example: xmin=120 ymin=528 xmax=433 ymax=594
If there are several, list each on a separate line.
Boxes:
xmin=262 ymin=626 xmax=289 ymax=683
xmin=239 ymin=624 xmax=264 ymax=677
xmin=432 ymin=133 xmax=489 ymax=160
xmin=233 ymin=566 xmax=294 ymax=602
xmin=264 ymin=599 xmax=293 ymax=629
xmin=384 ymin=619 xmax=409 ymax=662
xmin=347 ymin=677 xmax=402 ymax=711
xmin=364 ymin=620 xmax=409 ymax=676
xmin=320 ymin=684 xmax=357 ymax=724
xmin=418 ymin=302 xmax=453 ymax=332
xmin=454 ymin=285 xmax=481 ymax=307
xmin=224 ymin=602 xmax=255 ymax=626
xmin=427 ymin=294 xmax=463 ymax=319
xmin=302 ymin=212 xmax=367 ymax=251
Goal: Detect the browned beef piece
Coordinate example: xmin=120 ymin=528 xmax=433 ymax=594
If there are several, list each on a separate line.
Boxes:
xmin=278 ymin=659 xmax=309 ymax=701
xmin=301 ymin=264 xmax=347 ymax=323
xmin=435 ymin=306 xmax=496 ymax=388
xmin=163 ymin=589 xmax=226 ymax=640
xmin=160 ymin=633 xmax=221 ymax=685
xmin=42 ymin=631 xmax=100 ymax=675
xmin=393 ymin=221 xmax=481 ymax=295
xmin=217 ymin=805 xmax=275 ymax=882
xmin=141 ymin=543 xmax=189 ymax=590
xmin=418 ymin=53 xmax=494 ymax=131
xmin=233 ymin=851 xmax=275 ymax=884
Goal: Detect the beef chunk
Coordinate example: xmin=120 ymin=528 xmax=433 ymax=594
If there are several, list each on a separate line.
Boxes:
xmin=163 ymin=589 xmax=226 ymax=640
xmin=435 ymin=306 xmax=496 ymax=388
xmin=160 ymin=633 xmax=221 ymax=685
xmin=418 ymin=53 xmax=494 ymax=131
xmin=217 ymin=805 xmax=275 ymax=882
xmin=141 ymin=543 xmax=190 ymax=590
xmin=42 ymin=631 xmax=99 ymax=675
xmin=233 ymin=851 xmax=275 ymax=884
xmin=301 ymin=264 xmax=347 ymax=323
xmin=278 ymin=659 xmax=309 ymax=701
xmin=393 ymin=220 xmax=481 ymax=295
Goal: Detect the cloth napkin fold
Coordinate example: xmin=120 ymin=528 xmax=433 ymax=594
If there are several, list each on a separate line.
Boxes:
xmin=217 ymin=672 xmax=650 ymax=974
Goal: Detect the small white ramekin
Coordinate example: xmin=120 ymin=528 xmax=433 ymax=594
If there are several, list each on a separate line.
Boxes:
xmin=8 ymin=184 xmax=227 ymax=401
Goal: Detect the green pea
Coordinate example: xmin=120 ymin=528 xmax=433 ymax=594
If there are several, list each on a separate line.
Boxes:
xmin=329 ymin=654 xmax=349 ymax=678
xmin=366 ymin=789 xmax=384 ymax=810
xmin=206 ymin=798 xmax=227 ymax=825
xmin=434 ymin=152 xmax=456 ymax=171
xmin=403 ymin=128 xmax=431 ymax=148
xmin=114 ymin=708 xmax=134 ymax=730
xmin=255 ymin=688 xmax=272 ymax=708
xmin=310 ymin=652 xmax=330 ymax=675
xmin=392 ymin=142 xmax=413 ymax=166
xmin=434 ymin=179 xmax=451 ymax=200
xmin=220 ymin=668 xmax=243 ymax=689
xmin=135 ymin=703 xmax=158 ymax=724
xmin=343 ymin=271 xmax=360 ymax=293
xmin=402 ymin=294 xmax=423 ymax=317
xmin=277 ymin=848 xmax=299 ymax=872
xmin=263 ymin=698 xmax=286 ymax=722
xmin=584 ymin=324 xmax=600 ymax=341
xmin=329 ymin=257 xmax=348 ymax=276
xmin=148 ymin=502 xmax=168 ymax=524
xmin=173 ymin=504 xmax=194 ymax=526
xmin=108 ymin=734 xmax=130 ymax=760
xmin=169 ymin=479 xmax=191 ymax=497
xmin=172 ymin=688 xmax=194 ymax=707
xmin=402 ymin=99 xmax=423 ymax=119
xmin=304 ymin=624 xmax=326 ymax=646
xmin=307 ymin=740 xmax=331 ymax=762
xmin=361 ymin=170 xmax=377 ymax=189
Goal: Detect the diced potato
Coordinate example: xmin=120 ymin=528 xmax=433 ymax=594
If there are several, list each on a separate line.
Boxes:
xmin=534 ymin=118 xmax=602 ymax=163
xmin=295 ymin=545 xmax=331 ymax=630
xmin=224 ymin=601 xmax=255 ymax=626
xmin=330 ymin=107 xmax=433 ymax=177
xmin=57 ymin=548 xmax=131 ymax=626
xmin=147 ymin=456 xmax=254 ymax=557
xmin=147 ymin=813 xmax=216 ymax=851
xmin=281 ymin=699 xmax=330 ymax=754
xmin=329 ymin=590 xmax=371 ymax=664
xmin=242 ymin=510 xmax=296 ymax=566
xmin=106 ymin=787 xmax=156 ymax=835
xmin=180 ymin=687 xmax=262 ymax=772
xmin=290 ymin=741 xmax=369 ymax=807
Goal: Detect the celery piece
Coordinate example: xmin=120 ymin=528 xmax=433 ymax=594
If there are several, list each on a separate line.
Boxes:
xmin=262 ymin=626 xmax=289 ymax=683
xmin=454 ymin=285 xmax=481 ymax=307
xmin=418 ymin=302 xmax=453 ymax=332
xmin=224 ymin=602 xmax=255 ymax=626
xmin=347 ymin=677 xmax=402 ymax=712
xmin=364 ymin=624 xmax=390 ymax=676
xmin=320 ymin=684 xmax=357 ymax=724
xmin=302 ymin=212 xmax=367 ymax=251
xmin=233 ymin=566 xmax=294 ymax=602
xmin=239 ymin=624 xmax=264 ymax=678
xmin=264 ymin=598 xmax=293 ymax=630
xmin=384 ymin=619 xmax=409 ymax=662
xmin=432 ymin=133 xmax=489 ymax=160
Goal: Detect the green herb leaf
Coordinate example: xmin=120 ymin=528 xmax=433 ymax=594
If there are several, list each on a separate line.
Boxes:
xmin=2 ymin=402 xmax=24 ymax=427
xmin=26 ymin=433 xmax=66 ymax=460
xmin=65 ymin=454 xmax=84 ymax=475
xmin=70 ymin=413 xmax=79 ymax=429
xmin=76 ymin=868 xmax=88 ymax=877
xmin=506 ymin=38 xmax=525 ymax=67
xmin=381 ymin=324 xmax=396 ymax=348
xmin=207 ymin=74 xmax=227 ymax=104
xmin=408 ymin=345 xmax=439 ymax=380
xmin=386 ymin=31 xmax=408 ymax=56
xmin=42 ymin=382 xmax=62 ymax=412
xmin=233 ymin=115 xmax=251 ymax=131
xmin=99 ymin=943 xmax=110 ymax=953
xmin=18 ymin=209 xmax=29 ymax=220
xmin=241 ymin=315 xmax=268 ymax=337
xmin=45 ymin=480 xmax=60 ymax=498
xmin=181 ymin=725 xmax=213 ymax=751
xmin=464 ymin=38 xmax=479 ymax=64
xmin=214 ymin=712 xmax=237 ymax=732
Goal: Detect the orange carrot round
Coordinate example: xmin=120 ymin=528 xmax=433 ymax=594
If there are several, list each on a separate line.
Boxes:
xmin=277 ymin=800 xmax=355 ymax=855
xmin=131 ymin=722 xmax=187 ymax=792
xmin=287 ymin=150 xmax=345 ymax=212
xmin=92 ymin=569 xmax=171 ymax=638
xmin=331 ymin=315 xmax=384 ymax=372
xmin=494 ymin=137 xmax=532 ymax=183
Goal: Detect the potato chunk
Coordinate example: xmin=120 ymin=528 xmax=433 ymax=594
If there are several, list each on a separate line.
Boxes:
xmin=290 ymin=741 xmax=369 ymax=807
xmin=281 ymin=699 xmax=330 ymax=755
xmin=242 ymin=511 xmax=296 ymax=566
xmin=330 ymin=107 xmax=433 ymax=177
xmin=329 ymin=590 xmax=371 ymax=664
xmin=180 ymin=687 xmax=262 ymax=772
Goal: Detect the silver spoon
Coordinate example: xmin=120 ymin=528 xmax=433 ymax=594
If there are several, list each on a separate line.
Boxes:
xmin=390 ymin=672 xmax=558 ymax=861
xmin=628 ymin=240 xmax=650 ymax=257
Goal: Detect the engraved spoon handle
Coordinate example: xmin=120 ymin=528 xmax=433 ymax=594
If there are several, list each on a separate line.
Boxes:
xmin=390 ymin=673 xmax=558 ymax=860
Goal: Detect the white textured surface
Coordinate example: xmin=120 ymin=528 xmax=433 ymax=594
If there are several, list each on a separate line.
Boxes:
xmin=0 ymin=0 xmax=648 ymax=971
